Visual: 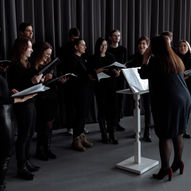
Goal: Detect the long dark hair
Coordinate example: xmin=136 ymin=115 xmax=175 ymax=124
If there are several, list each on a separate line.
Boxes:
xmin=32 ymin=42 xmax=53 ymax=69
xmin=95 ymin=37 xmax=107 ymax=55
xmin=12 ymin=37 xmax=32 ymax=66
xmin=151 ymin=36 xmax=185 ymax=73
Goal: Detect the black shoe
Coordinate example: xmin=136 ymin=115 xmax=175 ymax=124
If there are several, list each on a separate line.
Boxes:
xmin=101 ymin=137 xmax=109 ymax=144
xmin=109 ymin=138 xmax=119 ymax=144
xmin=183 ymin=132 xmax=191 ymax=138
xmin=26 ymin=160 xmax=40 ymax=172
xmin=48 ymin=150 xmax=56 ymax=159
xmin=17 ymin=167 xmax=34 ymax=180
xmin=143 ymin=136 xmax=152 ymax=142
xmin=116 ymin=124 xmax=125 ymax=131
xmin=36 ymin=148 xmax=48 ymax=161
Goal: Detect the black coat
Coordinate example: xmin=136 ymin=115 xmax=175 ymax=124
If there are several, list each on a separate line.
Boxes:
xmin=139 ymin=57 xmax=191 ymax=139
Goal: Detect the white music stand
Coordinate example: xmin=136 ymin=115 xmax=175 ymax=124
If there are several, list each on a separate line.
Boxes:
xmin=116 ymin=68 xmax=159 ymax=174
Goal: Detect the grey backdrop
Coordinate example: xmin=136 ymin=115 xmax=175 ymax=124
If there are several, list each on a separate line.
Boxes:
xmin=0 ymin=0 xmax=191 ymax=59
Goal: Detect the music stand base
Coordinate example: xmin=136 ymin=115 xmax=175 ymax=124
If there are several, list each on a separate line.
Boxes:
xmin=116 ymin=156 xmax=159 ymax=175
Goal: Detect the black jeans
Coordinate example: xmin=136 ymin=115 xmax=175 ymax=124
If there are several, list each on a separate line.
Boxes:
xmin=14 ymin=101 xmax=36 ymax=168
xmin=0 ymin=105 xmax=14 ymax=185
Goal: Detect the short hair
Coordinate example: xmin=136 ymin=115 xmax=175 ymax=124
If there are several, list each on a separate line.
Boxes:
xmin=69 ymin=28 xmax=80 ymax=38
xmin=109 ymin=29 xmax=120 ymax=37
xmin=137 ymin=36 xmax=150 ymax=46
xmin=161 ymin=31 xmax=173 ymax=39
xmin=18 ymin=22 xmax=33 ymax=32
xmin=71 ymin=38 xmax=83 ymax=53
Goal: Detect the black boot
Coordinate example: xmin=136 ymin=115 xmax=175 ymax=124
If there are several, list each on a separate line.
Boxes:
xmin=108 ymin=129 xmax=118 ymax=144
xmin=26 ymin=160 xmax=40 ymax=172
xmin=99 ymin=120 xmax=109 ymax=144
xmin=47 ymin=131 xmax=56 ymax=159
xmin=17 ymin=164 xmax=34 ymax=180
xmin=0 ymin=157 xmax=10 ymax=191
xmin=36 ymin=145 xmax=48 ymax=161
xmin=36 ymin=133 xmax=48 ymax=161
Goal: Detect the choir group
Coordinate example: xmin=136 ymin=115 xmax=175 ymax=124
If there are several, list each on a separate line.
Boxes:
xmin=1 ymin=22 xmax=191 ymax=190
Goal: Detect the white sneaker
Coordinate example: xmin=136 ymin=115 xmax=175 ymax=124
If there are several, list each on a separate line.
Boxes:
xmin=67 ymin=128 xmax=73 ymax=135
xmin=84 ymin=127 xmax=89 ymax=134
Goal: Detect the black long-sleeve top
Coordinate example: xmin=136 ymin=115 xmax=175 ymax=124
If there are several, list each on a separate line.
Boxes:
xmin=91 ymin=52 xmax=116 ymax=79
xmin=108 ymin=45 xmax=127 ymax=64
xmin=7 ymin=62 xmax=34 ymax=91
xmin=127 ymin=52 xmax=143 ymax=68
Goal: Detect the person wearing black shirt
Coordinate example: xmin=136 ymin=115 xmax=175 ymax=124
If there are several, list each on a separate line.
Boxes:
xmin=0 ymin=66 xmax=36 ymax=191
xmin=177 ymin=40 xmax=191 ymax=138
xmin=7 ymin=37 xmax=43 ymax=180
xmin=32 ymin=42 xmax=67 ymax=160
xmin=128 ymin=36 xmax=153 ymax=142
xmin=59 ymin=28 xmax=89 ymax=135
xmin=108 ymin=29 xmax=127 ymax=131
xmin=91 ymin=37 xmax=120 ymax=144
xmin=66 ymin=38 xmax=93 ymax=151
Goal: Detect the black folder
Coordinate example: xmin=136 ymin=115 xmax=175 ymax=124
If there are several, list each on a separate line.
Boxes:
xmin=37 ymin=57 xmax=60 ymax=75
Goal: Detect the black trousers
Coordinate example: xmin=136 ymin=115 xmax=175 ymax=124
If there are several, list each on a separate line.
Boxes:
xmin=14 ymin=101 xmax=36 ymax=168
xmin=95 ymin=79 xmax=117 ymax=135
xmin=0 ymin=105 xmax=14 ymax=185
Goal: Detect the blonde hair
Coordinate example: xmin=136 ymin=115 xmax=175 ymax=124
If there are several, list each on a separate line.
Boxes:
xmin=178 ymin=40 xmax=191 ymax=54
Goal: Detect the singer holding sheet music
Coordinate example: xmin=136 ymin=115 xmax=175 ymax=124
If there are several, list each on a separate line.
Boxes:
xmin=139 ymin=36 xmax=191 ymax=181
xmin=66 ymin=38 xmax=93 ymax=151
xmin=31 ymin=42 xmax=66 ymax=160
xmin=7 ymin=37 xmax=43 ymax=180
xmin=91 ymin=37 xmax=120 ymax=144
xmin=0 ymin=65 xmax=36 ymax=191
xmin=108 ymin=29 xmax=127 ymax=131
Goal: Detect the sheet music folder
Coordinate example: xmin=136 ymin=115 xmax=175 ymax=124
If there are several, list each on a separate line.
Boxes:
xmin=103 ymin=62 xmax=126 ymax=69
xmin=37 ymin=57 xmax=60 ymax=75
xmin=122 ymin=67 xmax=149 ymax=94
xmin=11 ymin=83 xmax=50 ymax=97
xmin=45 ymin=73 xmax=77 ymax=85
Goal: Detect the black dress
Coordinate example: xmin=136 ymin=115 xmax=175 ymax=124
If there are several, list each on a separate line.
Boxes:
xmin=139 ymin=57 xmax=191 ymax=139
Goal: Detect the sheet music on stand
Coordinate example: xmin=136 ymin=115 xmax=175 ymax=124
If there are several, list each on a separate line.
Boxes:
xmin=116 ymin=67 xmax=159 ymax=174
xmin=122 ymin=67 xmax=149 ymax=94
